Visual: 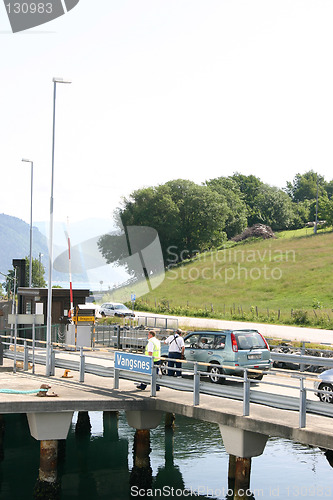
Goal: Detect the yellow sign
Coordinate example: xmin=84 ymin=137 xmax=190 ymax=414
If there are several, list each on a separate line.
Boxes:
xmin=75 ymin=316 xmax=95 ymax=322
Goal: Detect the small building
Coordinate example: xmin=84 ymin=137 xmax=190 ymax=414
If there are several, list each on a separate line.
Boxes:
xmin=17 ymin=287 xmax=90 ymax=325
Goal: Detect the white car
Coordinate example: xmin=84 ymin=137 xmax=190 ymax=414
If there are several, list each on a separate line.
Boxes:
xmin=99 ymin=302 xmax=135 ymax=318
xmin=314 ymin=369 xmax=333 ymax=403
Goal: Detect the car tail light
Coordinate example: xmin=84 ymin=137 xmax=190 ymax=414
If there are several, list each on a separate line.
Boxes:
xmin=231 ymin=333 xmax=238 ymax=352
xmin=259 ymin=332 xmax=270 ymax=350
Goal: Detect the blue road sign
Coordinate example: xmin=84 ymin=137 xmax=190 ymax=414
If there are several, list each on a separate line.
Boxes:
xmin=114 ymin=351 xmax=152 ymax=375
xmin=131 ymin=293 xmax=136 ymax=302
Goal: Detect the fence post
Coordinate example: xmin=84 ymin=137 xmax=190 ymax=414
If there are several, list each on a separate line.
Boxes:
xmin=151 ymin=364 xmax=157 ymax=397
xmin=23 ymin=340 xmax=29 ymax=371
xmin=243 ymin=369 xmax=250 ymax=416
xmin=114 ymin=368 xmax=119 ymax=389
xmin=32 ymin=315 xmax=35 ymax=374
xmin=193 ymin=362 xmax=200 ymax=406
xmin=79 ymin=347 xmax=85 ymax=383
xmin=13 ymin=314 xmax=17 ymax=374
xmin=116 ymin=325 xmax=121 ymax=349
xmin=300 ymin=341 xmax=306 ymax=372
xmin=50 ymin=344 xmax=55 ymax=376
xmin=299 ymin=377 xmax=307 ymax=428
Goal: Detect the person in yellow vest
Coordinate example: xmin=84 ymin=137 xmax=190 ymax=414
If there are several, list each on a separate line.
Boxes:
xmin=136 ymin=331 xmax=161 ymax=391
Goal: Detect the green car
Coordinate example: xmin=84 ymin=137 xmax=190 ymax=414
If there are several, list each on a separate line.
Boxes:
xmin=161 ymin=329 xmax=272 ymax=383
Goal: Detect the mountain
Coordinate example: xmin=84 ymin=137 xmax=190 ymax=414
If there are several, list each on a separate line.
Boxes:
xmin=0 ymin=213 xmax=49 ymax=277
xmin=0 ymin=214 xmax=129 ymax=289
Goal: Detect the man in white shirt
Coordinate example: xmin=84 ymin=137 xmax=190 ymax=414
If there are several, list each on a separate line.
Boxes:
xmin=164 ymin=329 xmax=185 ymax=377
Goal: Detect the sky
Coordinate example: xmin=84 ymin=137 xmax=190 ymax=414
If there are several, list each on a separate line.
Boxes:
xmin=1 ymin=0 xmax=333 ymax=229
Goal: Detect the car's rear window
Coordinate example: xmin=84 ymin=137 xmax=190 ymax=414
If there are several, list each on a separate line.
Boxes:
xmin=233 ymin=331 xmax=267 ymax=350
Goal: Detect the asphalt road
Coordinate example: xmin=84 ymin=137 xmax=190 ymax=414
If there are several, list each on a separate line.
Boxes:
xmin=137 ymin=311 xmax=333 ymax=345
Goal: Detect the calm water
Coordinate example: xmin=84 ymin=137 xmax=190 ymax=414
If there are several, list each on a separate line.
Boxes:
xmin=0 ymin=411 xmax=332 ymax=499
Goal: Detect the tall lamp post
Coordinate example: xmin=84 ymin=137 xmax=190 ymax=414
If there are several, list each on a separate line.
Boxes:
xmin=22 ymin=158 xmax=33 ymax=287
xmin=46 ymin=77 xmax=72 ymax=376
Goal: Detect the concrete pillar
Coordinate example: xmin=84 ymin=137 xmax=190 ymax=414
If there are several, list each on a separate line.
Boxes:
xmin=75 ymin=411 xmax=91 ymax=436
xmin=219 ymin=425 xmax=268 ymax=458
xmin=126 ymin=410 xmax=162 ymax=430
xmin=130 ymin=429 xmax=153 ymax=493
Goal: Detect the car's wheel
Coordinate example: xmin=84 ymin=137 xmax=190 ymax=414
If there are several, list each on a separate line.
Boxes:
xmin=319 ymin=383 xmax=333 ymax=403
xmin=101 ymin=312 xmax=106 ymax=317
xmin=208 ymin=363 xmax=225 ymax=384
xmin=160 ymin=358 xmax=168 ymax=376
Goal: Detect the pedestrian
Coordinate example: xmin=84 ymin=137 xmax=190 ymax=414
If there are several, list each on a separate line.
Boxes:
xmin=136 ymin=330 xmax=161 ymax=391
xmin=164 ymin=329 xmax=185 ymax=377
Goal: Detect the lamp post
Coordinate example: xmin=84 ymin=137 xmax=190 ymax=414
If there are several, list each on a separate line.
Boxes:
xmin=22 ymin=158 xmax=33 ymax=287
xmin=46 ymin=77 xmax=72 ymax=376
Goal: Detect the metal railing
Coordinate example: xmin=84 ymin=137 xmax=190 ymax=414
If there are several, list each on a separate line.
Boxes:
xmin=2 ymin=335 xmax=333 ymax=429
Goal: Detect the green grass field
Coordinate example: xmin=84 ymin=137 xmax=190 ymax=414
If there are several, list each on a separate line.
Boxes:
xmin=133 ymin=229 xmax=333 ymax=329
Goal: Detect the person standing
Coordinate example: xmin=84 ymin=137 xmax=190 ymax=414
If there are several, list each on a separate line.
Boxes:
xmin=136 ymin=330 xmax=161 ymax=391
xmin=164 ymin=329 xmax=185 ymax=377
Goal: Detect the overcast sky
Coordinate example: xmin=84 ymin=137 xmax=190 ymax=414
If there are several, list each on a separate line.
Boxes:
xmin=1 ymin=0 xmax=333 ymax=232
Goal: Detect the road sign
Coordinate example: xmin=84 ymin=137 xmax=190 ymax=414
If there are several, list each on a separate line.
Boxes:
xmin=8 ymin=314 xmax=44 ymax=325
xmin=114 ymin=351 xmax=152 ymax=374
xmin=131 ymin=293 xmax=136 ymax=302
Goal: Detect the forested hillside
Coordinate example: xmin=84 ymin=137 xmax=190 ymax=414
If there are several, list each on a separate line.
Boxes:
xmin=100 ymin=171 xmax=333 ymax=267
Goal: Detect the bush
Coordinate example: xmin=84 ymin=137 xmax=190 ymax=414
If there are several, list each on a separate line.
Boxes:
xmin=291 ymin=309 xmax=310 ymax=325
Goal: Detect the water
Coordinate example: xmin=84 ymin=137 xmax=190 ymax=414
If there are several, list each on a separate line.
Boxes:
xmin=0 ymin=411 xmax=332 ymax=499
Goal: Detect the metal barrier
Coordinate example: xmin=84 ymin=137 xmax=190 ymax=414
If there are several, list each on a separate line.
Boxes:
xmin=3 ymin=336 xmax=333 ymax=429
xmin=137 ymin=315 xmax=178 ymax=330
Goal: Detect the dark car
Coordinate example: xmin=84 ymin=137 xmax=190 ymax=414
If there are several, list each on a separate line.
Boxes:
xmin=161 ymin=329 xmax=271 ymax=383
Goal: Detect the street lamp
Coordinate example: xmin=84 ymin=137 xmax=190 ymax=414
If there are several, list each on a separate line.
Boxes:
xmin=22 ymin=158 xmax=33 ymax=287
xmin=46 ymin=77 xmax=72 ymax=376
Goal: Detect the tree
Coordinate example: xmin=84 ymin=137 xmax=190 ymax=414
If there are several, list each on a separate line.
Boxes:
xmin=253 ymin=184 xmax=295 ymax=231
xmin=25 ymin=256 xmax=46 ymax=288
xmin=230 ymin=173 xmax=264 ymax=226
xmin=102 ymin=179 xmax=228 ymax=269
xmin=205 ymin=177 xmax=248 ymax=238
xmin=286 ymin=170 xmax=326 ymax=202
